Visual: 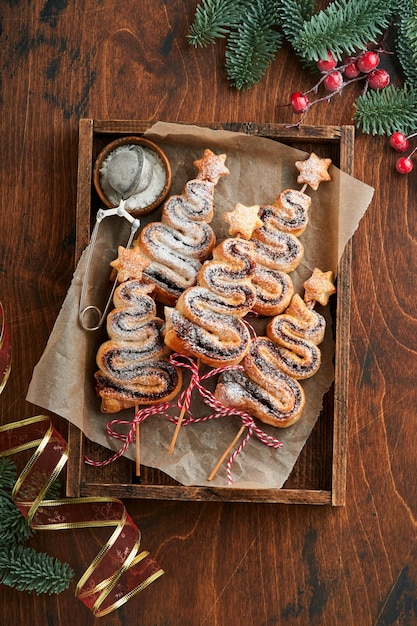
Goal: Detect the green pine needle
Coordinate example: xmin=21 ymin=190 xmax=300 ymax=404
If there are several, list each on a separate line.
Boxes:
xmin=292 ymin=0 xmax=393 ymax=62
xmin=0 ymin=545 xmax=74 ymax=595
xmin=187 ymin=0 xmax=245 ymax=47
xmin=0 ymin=495 xmax=33 ymax=545
xmin=225 ymin=1 xmax=283 ymax=89
xmin=353 ymin=84 xmax=417 ymax=134
xmin=396 ymin=14 xmax=417 ymax=88
xmin=0 ymin=458 xmax=17 ymax=492
xmin=278 ymin=0 xmax=316 ymax=42
xmin=0 ymin=459 xmax=32 ymax=545
xmin=0 ymin=456 xmax=70 ymax=597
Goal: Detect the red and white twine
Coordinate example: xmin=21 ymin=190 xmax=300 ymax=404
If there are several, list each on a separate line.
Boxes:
xmin=86 ymin=353 xmax=283 ymax=483
xmin=84 ymin=402 xmax=172 ymax=467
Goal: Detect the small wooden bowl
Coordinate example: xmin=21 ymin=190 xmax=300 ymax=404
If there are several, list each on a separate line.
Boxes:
xmin=93 ymin=136 xmax=172 ymax=216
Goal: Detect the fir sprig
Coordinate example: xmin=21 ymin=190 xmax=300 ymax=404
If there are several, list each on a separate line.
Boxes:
xmin=278 ymin=0 xmax=316 ymax=42
xmin=0 ymin=457 xmax=17 ymax=492
xmin=353 ymin=84 xmax=417 ymax=134
xmin=0 ymin=545 xmax=74 ymax=595
xmin=187 ymin=0 xmax=245 ymax=47
xmin=188 ymin=0 xmax=417 ymax=134
xmin=0 ymin=458 xmax=33 ymax=545
xmin=291 ymin=0 xmax=393 ymax=61
xmin=225 ymin=0 xmax=283 ymax=89
xmin=395 ymin=12 xmax=417 ymax=88
xmin=0 ymin=494 xmax=33 ymax=545
xmin=0 ymin=457 xmax=73 ymax=595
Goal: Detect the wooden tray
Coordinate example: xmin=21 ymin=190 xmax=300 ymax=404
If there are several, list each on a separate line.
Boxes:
xmin=66 ymin=119 xmax=353 ymax=506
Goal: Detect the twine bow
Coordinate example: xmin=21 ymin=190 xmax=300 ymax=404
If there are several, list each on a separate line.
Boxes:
xmin=169 ymin=354 xmax=283 ymax=484
xmin=87 ymin=353 xmax=283 ymax=484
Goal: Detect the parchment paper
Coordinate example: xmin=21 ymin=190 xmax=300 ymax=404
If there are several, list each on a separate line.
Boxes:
xmin=27 ymin=122 xmax=374 ymax=488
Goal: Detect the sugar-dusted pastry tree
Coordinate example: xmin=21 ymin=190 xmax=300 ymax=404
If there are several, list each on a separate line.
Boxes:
xmin=93 ymin=247 xmax=182 ymax=474
xmin=215 ymin=268 xmax=336 ymax=429
xmin=136 ymin=149 xmax=229 ymax=304
xmin=92 ymin=149 xmax=230 ymax=470
xmin=210 ymin=153 xmax=336 ymax=477
xmin=163 ymin=152 xmax=336 ymax=474
xmin=94 ymin=257 xmax=182 ymax=414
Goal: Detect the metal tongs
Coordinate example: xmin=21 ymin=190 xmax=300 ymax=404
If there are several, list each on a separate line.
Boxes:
xmin=79 ymin=144 xmax=145 ymax=331
xmin=78 ymin=200 xmax=141 ymax=331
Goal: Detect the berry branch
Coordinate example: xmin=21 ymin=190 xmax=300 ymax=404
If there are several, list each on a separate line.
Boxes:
xmin=188 ymin=0 xmax=417 ymax=176
xmin=286 ymin=48 xmax=391 ymax=127
xmin=389 ymin=131 xmax=417 ymax=173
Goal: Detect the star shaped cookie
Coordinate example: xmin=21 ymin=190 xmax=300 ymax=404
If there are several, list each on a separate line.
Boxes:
xmin=193 ymin=149 xmax=230 ymax=184
xmin=303 ymin=268 xmax=336 ymax=306
xmin=110 ymin=245 xmax=150 ymax=282
xmin=295 ymin=152 xmax=332 ymax=191
xmin=223 ymin=203 xmax=263 ymax=239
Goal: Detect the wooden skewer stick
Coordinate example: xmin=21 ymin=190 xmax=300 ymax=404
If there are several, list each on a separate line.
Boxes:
xmin=168 ymin=358 xmax=200 ymax=455
xmin=208 ymin=424 xmax=247 ymax=481
xmin=135 ymin=404 xmax=140 ymax=476
xmin=168 ymin=402 xmax=187 ymax=455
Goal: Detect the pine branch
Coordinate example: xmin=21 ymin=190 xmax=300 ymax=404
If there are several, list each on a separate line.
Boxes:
xmin=187 ymin=0 xmax=245 ymax=47
xmin=0 ymin=545 xmax=74 ymax=595
xmin=0 ymin=459 xmax=32 ymax=545
xmin=394 ymin=0 xmax=417 ymax=89
xmin=0 ymin=458 xmax=61 ymax=546
xmin=225 ymin=0 xmax=283 ymax=89
xmin=278 ymin=0 xmax=316 ymax=42
xmin=292 ymin=0 xmax=393 ymax=62
xmin=353 ymin=84 xmax=417 ymax=134
xmin=0 ymin=495 xmax=33 ymax=545
xmin=0 ymin=457 xmax=16 ymax=492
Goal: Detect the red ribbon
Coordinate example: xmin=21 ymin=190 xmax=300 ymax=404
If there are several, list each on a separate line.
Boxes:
xmin=0 ymin=416 xmax=163 ymax=617
xmin=0 ymin=303 xmax=11 ymax=393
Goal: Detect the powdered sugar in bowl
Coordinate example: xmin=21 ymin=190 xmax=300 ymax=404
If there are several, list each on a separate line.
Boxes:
xmin=93 ymin=136 xmax=171 ymax=216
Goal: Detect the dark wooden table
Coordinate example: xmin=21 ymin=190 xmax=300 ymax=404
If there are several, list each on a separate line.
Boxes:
xmin=1 ymin=2 xmax=416 ymax=625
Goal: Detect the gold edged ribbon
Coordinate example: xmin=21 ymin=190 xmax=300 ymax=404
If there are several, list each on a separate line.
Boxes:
xmin=0 ymin=302 xmax=11 ymax=394
xmin=0 ymin=415 xmax=163 ymax=617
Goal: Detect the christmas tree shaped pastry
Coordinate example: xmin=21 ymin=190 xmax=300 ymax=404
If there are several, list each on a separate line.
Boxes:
xmin=164 ymin=233 xmax=257 ymax=368
xmin=241 ymin=152 xmax=332 ymax=317
xmin=215 ymin=267 xmax=336 ymax=428
xmin=95 ymin=246 xmax=182 ymax=413
xmin=135 ymin=149 xmax=229 ymax=305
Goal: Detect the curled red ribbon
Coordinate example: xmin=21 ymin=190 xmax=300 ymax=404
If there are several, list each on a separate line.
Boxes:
xmin=0 ymin=415 xmax=163 ymax=617
xmin=0 ymin=302 xmax=11 ymax=393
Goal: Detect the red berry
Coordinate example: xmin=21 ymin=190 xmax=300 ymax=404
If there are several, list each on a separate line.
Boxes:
xmin=367 ymin=68 xmax=390 ymax=90
xmin=317 ymin=51 xmax=337 ymax=72
xmin=343 ymin=57 xmax=360 ymax=79
xmin=290 ymin=91 xmax=309 ymax=113
xmin=356 ymin=51 xmax=380 ymax=73
xmin=323 ymin=70 xmax=343 ymax=92
xmin=389 ymin=132 xmax=409 ymax=152
xmin=396 ymin=157 xmax=413 ymax=174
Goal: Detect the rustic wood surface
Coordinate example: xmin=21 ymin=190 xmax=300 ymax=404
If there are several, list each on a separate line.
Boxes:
xmin=1 ymin=2 xmax=416 ymax=625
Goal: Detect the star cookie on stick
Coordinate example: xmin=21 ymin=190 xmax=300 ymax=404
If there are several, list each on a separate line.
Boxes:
xmin=303 ymin=268 xmax=336 ymax=306
xmin=193 ymin=148 xmax=230 ymax=184
xmin=110 ymin=245 xmax=150 ymax=283
xmin=223 ymin=202 xmax=263 ymax=239
xmin=295 ymin=152 xmax=332 ymax=191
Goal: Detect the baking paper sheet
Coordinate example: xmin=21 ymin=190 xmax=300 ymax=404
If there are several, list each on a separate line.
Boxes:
xmin=27 ymin=122 xmax=374 ymax=488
